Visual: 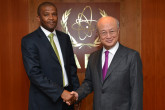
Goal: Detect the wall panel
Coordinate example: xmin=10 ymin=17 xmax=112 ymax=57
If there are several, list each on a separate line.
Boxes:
xmin=0 ymin=0 xmax=29 ymax=110
xmin=142 ymin=0 xmax=165 ymax=110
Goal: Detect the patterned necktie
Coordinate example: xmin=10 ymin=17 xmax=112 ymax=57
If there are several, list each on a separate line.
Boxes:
xmin=102 ymin=50 xmax=109 ymax=80
xmin=48 ymin=33 xmax=65 ymax=86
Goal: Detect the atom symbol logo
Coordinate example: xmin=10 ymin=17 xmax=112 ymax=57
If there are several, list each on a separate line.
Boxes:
xmin=60 ymin=6 xmax=107 ymax=49
xmin=71 ymin=6 xmax=97 ymax=40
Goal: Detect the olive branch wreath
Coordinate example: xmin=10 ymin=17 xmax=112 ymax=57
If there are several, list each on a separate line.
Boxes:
xmin=60 ymin=8 xmax=107 ymax=49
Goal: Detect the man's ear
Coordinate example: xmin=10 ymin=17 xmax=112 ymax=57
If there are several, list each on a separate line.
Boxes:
xmin=36 ymin=16 xmax=40 ymax=22
xmin=96 ymin=30 xmax=100 ymax=38
xmin=117 ymin=28 xmax=120 ymax=34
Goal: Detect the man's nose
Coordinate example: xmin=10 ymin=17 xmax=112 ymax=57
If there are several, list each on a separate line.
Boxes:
xmin=106 ymin=32 xmax=112 ymax=38
xmin=49 ymin=15 xmax=53 ymax=19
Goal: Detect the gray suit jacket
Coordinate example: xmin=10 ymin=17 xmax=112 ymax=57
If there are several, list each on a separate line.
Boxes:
xmin=77 ymin=44 xmax=143 ymax=110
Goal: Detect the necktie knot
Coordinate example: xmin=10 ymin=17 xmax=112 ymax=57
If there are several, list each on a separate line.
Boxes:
xmin=48 ymin=33 xmax=54 ymax=39
xmin=105 ymin=50 xmax=109 ymax=56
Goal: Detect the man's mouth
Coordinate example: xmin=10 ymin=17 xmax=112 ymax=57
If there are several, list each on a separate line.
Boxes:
xmin=48 ymin=21 xmax=56 ymax=25
xmin=106 ymin=39 xmax=113 ymax=43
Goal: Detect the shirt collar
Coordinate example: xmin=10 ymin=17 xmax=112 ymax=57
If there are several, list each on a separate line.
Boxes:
xmin=103 ymin=42 xmax=119 ymax=55
xmin=40 ymin=26 xmax=56 ymax=37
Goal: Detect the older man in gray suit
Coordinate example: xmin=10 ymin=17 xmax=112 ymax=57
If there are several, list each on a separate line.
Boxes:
xmin=68 ymin=16 xmax=143 ymax=110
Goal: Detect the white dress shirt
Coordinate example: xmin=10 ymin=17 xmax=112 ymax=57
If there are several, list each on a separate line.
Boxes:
xmin=102 ymin=42 xmax=119 ymax=68
xmin=40 ymin=26 xmax=69 ymax=87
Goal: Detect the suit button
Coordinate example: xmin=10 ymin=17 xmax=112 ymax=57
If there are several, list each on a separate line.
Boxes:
xmin=102 ymin=90 xmax=104 ymax=93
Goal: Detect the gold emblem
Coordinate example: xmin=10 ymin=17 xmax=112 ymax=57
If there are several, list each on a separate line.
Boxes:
xmin=61 ymin=6 xmax=107 ymax=49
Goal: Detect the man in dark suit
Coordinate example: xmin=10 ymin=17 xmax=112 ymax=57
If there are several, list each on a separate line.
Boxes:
xmin=70 ymin=16 xmax=143 ymax=110
xmin=21 ymin=2 xmax=79 ymax=110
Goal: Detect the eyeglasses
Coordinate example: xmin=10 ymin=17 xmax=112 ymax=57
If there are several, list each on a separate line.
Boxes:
xmin=99 ymin=30 xmax=118 ymax=37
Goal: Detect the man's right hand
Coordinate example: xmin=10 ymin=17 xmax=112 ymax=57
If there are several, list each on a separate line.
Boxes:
xmin=70 ymin=91 xmax=78 ymax=101
xmin=65 ymin=91 xmax=79 ymax=105
xmin=61 ymin=90 xmax=76 ymax=105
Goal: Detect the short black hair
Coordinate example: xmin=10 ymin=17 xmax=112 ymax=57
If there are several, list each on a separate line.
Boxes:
xmin=37 ymin=2 xmax=57 ymax=16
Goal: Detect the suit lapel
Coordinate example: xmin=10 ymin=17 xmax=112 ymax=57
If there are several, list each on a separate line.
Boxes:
xmin=104 ymin=44 xmax=126 ymax=82
xmin=37 ymin=27 xmax=60 ymax=64
xmin=96 ymin=49 xmax=104 ymax=84
xmin=56 ymin=31 xmax=67 ymax=66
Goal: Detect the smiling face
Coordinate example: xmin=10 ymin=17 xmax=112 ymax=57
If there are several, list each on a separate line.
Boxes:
xmin=97 ymin=16 xmax=120 ymax=50
xmin=38 ymin=5 xmax=58 ymax=32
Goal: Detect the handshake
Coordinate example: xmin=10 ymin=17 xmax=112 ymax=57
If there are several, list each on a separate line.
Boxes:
xmin=61 ymin=90 xmax=79 ymax=105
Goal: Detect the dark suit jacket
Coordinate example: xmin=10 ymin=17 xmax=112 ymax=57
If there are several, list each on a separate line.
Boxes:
xmin=21 ymin=27 xmax=80 ymax=110
xmin=77 ymin=44 xmax=143 ymax=110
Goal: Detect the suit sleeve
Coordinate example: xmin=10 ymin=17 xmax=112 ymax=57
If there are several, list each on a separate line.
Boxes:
xmin=130 ymin=52 xmax=143 ymax=110
xmin=76 ymin=55 xmax=93 ymax=101
xmin=21 ymin=37 xmax=64 ymax=103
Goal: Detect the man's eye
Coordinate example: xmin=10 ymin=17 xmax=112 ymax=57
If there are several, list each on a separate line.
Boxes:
xmin=44 ymin=14 xmax=49 ymax=16
xmin=52 ymin=13 xmax=57 ymax=16
xmin=100 ymin=32 xmax=107 ymax=36
xmin=102 ymin=32 xmax=106 ymax=35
